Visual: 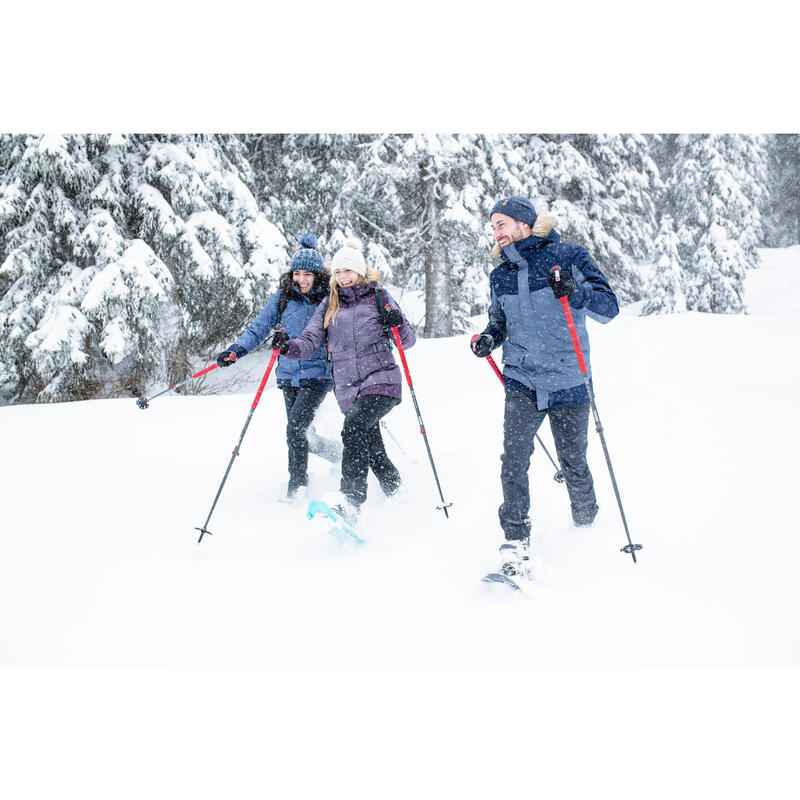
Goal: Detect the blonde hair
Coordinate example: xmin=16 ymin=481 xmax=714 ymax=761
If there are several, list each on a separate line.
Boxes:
xmin=324 ymin=265 xmax=382 ymax=328
xmin=491 ymin=214 xmax=558 ymax=258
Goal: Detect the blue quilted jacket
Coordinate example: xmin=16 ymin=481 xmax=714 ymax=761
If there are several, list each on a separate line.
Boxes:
xmin=232 ymin=286 xmax=332 ymax=388
xmin=480 ymin=231 xmax=619 ymax=409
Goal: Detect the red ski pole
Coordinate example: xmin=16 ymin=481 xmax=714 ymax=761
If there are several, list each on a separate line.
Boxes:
xmin=471 ymin=335 xmax=565 ymax=483
xmin=552 ymin=266 xmax=642 ymax=563
xmin=195 ymin=348 xmax=279 ymax=543
xmin=484 ymin=350 xmax=505 ymax=384
xmin=136 ymin=361 xmax=223 ymax=409
xmin=391 ymin=326 xmax=452 ymax=518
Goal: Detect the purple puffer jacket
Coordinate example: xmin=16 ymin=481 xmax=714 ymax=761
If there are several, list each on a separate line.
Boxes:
xmin=283 ymin=283 xmax=416 ymax=413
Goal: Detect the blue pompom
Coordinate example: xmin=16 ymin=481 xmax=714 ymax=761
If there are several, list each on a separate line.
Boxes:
xmin=298 ymin=233 xmax=318 ymax=249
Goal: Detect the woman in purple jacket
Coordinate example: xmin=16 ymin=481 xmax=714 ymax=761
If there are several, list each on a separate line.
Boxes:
xmin=270 ymin=237 xmax=416 ymax=523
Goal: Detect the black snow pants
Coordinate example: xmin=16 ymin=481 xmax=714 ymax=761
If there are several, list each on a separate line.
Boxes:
xmin=282 ymin=386 xmax=333 ymax=494
xmin=499 ymin=389 xmax=597 ymax=541
xmin=340 ymin=393 xmax=401 ymax=507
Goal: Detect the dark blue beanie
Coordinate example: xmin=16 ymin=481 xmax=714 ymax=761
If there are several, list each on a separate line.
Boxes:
xmin=490 ymin=197 xmax=537 ymax=227
xmin=290 ymin=233 xmax=325 ymax=274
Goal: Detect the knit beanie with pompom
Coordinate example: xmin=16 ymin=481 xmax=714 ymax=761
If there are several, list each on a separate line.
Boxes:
xmin=330 ymin=236 xmax=367 ymax=276
xmin=290 ymin=233 xmax=325 ymax=274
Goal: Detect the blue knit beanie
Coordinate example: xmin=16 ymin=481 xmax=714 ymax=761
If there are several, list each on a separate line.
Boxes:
xmin=490 ymin=196 xmax=537 ymax=227
xmin=290 ymin=233 xmax=325 ymax=274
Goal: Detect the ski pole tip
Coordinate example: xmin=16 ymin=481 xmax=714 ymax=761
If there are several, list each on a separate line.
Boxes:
xmin=621 ymin=543 xmax=642 ymax=562
xmin=195 ymin=526 xmax=213 ymax=544
xmin=437 ymin=502 xmax=453 ymax=519
xmin=136 ymin=396 xmax=149 ymax=410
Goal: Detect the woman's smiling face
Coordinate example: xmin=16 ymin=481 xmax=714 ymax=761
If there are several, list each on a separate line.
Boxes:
xmin=334 ymin=269 xmax=360 ymax=288
xmin=292 ymin=270 xmax=315 ymax=294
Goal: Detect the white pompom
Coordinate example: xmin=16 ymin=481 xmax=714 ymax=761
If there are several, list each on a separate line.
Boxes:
xmin=343 ymin=236 xmax=363 ymax=251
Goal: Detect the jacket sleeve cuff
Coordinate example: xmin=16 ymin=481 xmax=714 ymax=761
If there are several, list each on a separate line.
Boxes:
xmin=283 ymin=340 xmax=302 ymax=359
xmin=484 ymin=326 xmax=504 ymax=346
xmin=568 ymin=284 xmax=590 ymax=309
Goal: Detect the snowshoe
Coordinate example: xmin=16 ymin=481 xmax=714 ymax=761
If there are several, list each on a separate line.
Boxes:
xmin=306 ymin=499 xmax=365 ymax=545
xmin=482 ymin=539 xmax=532 ymax=591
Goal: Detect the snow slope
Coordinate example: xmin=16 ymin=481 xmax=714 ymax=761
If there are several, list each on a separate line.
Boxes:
xmin=2 ymin=252 xmax=799 ymax=668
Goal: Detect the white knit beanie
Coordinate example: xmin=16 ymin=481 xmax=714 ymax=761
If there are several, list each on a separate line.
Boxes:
xmin=331 ymin=237 xmax=366 ymax=276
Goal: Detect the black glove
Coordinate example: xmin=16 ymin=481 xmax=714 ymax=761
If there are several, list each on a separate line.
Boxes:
xmin=216 ymin=345 xmax=246 ymax=367
xmin=381 ymin=305 xmax=403 ymax=328
xmin=471 ymin=333 xmax=494 ymax=358
xmin=548 ymin=266 xmax=576 ymax=299
xmin=267 ymin=328 xmax=291 ymax=354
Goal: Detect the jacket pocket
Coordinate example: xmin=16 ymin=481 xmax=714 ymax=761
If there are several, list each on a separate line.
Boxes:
xmin=502 ymin=341 xmax=527 ymax=367
xmin=358 ymin=348 xmax=396 ymax=382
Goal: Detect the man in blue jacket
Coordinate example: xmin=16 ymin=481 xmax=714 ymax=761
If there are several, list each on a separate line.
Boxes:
xmin=471 ymin=197 xmax=619 ymax=579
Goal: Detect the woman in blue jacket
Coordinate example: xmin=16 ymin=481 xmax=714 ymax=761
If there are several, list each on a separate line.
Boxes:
xmin=216 ymin=234 xmax=340 ymax=499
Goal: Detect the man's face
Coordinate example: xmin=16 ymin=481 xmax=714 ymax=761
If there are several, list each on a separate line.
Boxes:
xmin=491 ymin=212 xmax=530 ymax=248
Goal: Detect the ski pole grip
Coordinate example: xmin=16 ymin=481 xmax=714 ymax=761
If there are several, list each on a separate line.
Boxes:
xmin=392 ymin=326 xmax=413 ymax=387
xmin=553 ymin=266 xmax=587 ymax=374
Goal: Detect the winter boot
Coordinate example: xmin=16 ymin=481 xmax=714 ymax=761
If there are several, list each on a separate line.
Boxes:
xmin=572 ymin=502 xmax=599 ymax=527
xmin=278 ymin=484 xmax=308 ymax=505
xmin=322 ymin=491 xmax=360 ymax=526
xmin=287 ymin=483 xmax=308 ymax=501
xmin=499 ymin=538 xmax=531 ymax=579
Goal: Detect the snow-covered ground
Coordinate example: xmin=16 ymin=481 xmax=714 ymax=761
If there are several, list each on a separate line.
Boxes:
xmin=2 ymin=250 xmax=799 ymax=797
xmin=4 ymin=257 xmax=799 ymax=668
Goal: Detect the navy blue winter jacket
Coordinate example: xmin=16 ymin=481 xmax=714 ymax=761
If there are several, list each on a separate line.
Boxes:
xmin=480 ymin=230 xmax=619 ymax=409
xmin=232 ymin=286 xmax=333 ymax=389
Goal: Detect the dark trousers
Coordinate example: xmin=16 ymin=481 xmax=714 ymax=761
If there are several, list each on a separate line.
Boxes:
xmin=282 ymin=386 xmax=329 ymax=493
xmin=500 ymin=390 xmax=597 ymax=541
xmin=340 ymin=394 xmax=401 ymax=506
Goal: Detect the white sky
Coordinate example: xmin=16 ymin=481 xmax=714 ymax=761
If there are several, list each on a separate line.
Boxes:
xmin=1 ymin=1 xmax=798 ymax=133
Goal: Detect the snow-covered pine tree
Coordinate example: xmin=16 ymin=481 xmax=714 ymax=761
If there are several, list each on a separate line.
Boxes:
xmin=707 ymin=134 xmax=768 ymax=268
xmin=0 ymin=134 xmax=101 ymax=401
xmin=0 ymin=134 xmax=288 ymax=402
xmin=248 ymin=133 xmax=409 ymax=300
xmin=75 ymin=135 xmax=180 ymax=396
xmin=136 ymin=135 xmax=287 ymax=357
xmin=764 ymin=134 xmax=800 ymax=247
xmin=641 ymin=214 xmax=686 ymax=315
xmin=567 ymin=134 xmax=661 ymax=263
xmin=348 ymin=133 xmax=494 ymax=336
xmin=247 ymin=134 xmax=367 ymax=252
xmin=663 ymin=134 xmax=769 ymax=313
xmin=326 ymin=134 xmax=401 ymax=276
